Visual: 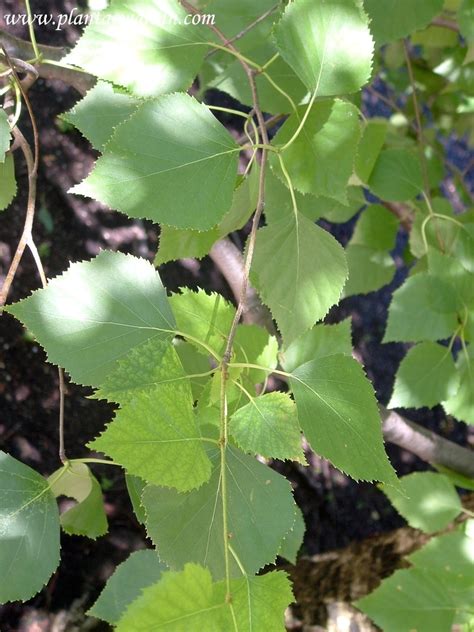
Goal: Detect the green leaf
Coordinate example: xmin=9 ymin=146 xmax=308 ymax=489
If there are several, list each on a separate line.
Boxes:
xmin=343 ymin=245 xmax=395 ymax=296
xmin=320 ymin=187 xmax=366 ymax=223
xmin=458 ymin=0 xmax=474 ymax=43
xmin=230 ymin=391 xmax=305 ymax=462
xmin=125 ymin=474 xmax=146 ymax=525
xmin=408 ymin=528 xmax=474 ymax=579
xmin=0 ymin=452 xmax=60 ymax=603
xmin=0 ymin=153 xmax=17 ymax=211
xmin=356 ymin=567 xmax=457 ymax=631
xmin=89 ymin=379 xmax=212 ymax=492
xmin=174 ymin=341 xmax=212 ymax=401
xmin=281 ymin=320 xmax=353 ymax=373
xmin=143 ymin=446 xmax=295 ymax=579
xmin=233 ymin=323 xmax=278 ymax=384
xmin=427 ymin=249 xmax=474 ymax=311
xmin=264 ymin=167 xmax=325 ymax=224
xmin=363 ymin=0 xmax=445 ymax=45
xmin=89 ymin=549 xmax=167 ymax=624
xmin=384 ymin=272 xmax=458 ymax=342
xmin=290 ymin=355 xmax=396 ymax=482
xmin=355 ymin=119 xmax=388 ymax=183
xmin=94 ymin=339 xmax=188 ymax=405
xmin=155 ymin=167 xmax=259 ymax=264
xmin=65 ymin=0 xmax=208 ymax=97
xmin=49 ymin=462 xmax=107 ymax=538
xmin=251 ymin=212 xmax=348 ymax=344
xmin=274 ymin=0 xmax=374 ymax=96
xmin=0 ymin=108 xmax=11 ymax=162
xmin=278 ymin=506 xmax=306 ymax=564
xmin=63 ymin=81 xmax=140 ymax=151
xmin=115 ymin=563 xmax=293 ymax=632
xmin=170 ymin=289 xmax=235 ymax=356
xmin=72 ymin=94 xmax=240 ymax=230
xmin=389 ymin=342 xmax=460 ymax=409
xmin=210 ymin=42 xmax=307 ymax=114
xmin=5 ymin=251 xmax=175 ymax=387
xmin=382 ymin=472 xmax=462 ymax=532
xmin=350 ymin=204 xmax=399 ymax=251
xmin=368 ymin=148 xmax=423 ymax=201
xmin=272 ymin=100 xmax=361 ymax=203
xmin=443 ymin=351 xmax=474 ymax=424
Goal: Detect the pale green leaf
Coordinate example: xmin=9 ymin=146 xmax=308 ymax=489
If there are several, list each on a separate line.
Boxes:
xmin=458 ymin=0 xmax=474 ymax=42
xmin=94 ymin=339 xmax=187 ymax=405
xmin=5 ymin=251 xmax=175 ymax=387
xmin=356 ymin=568 xmax=457 ymax=632
xmin=443 ymin=351 xmax=474 ymax=424
xmin=363 ymin=0 xmax=445 ymax=45
xmin=0 ymin=153 xmax=17 ymax=211
xmin=278 ymin=506 xmax=306 ymax=564
xmin=49 ymin=462 xmax=107 ymax=538
xmin=319 ymin=187 xmax=366 ymax=223
xmin=72 ymin=94 xmax=240 ymax=230
xmin=169 ymin=289 xmax=235 ymax=357
xmin=251 ymin=212 xmax=348 ymax=344
xmin=0 ymin=108 xmax=11 ymax=162
xmin=384 ymin=272 xmax=458 ymax=342
xmin=427 ymin=250 xmax=474 ymax=312
xmin=274 ymin=0 xmax=374 ymax=96
xmin=355 ymin=119 xmax=388 ymax=183
xmin=343 ymin=245 xmax=395 ymax=297
xmin=63 ymin=81 xmax=140 ymax=151
xmin=143 ymin=446 xmax=296 ymax=578
xmin=0 ymin=452 xmax=60 ymax=603
xmin=65 ymin=0 xmax=208 ymax=97
xmin=290 ymin=355 xmax=396 ymax=482
xmin=389 ymin=342 xmax=460 ymax=409
xmin=408 ymin=528 xmax=474 ymax=578
xmin=350 ymin=204 xmax=399 ymax=251
xmin=230 ymin=391 xmax=305 ymax=462
xmin=116 ymin=563 xmax=293 ymax=632
xmin=264 ymin=167 xmax=325 ymax=224
xmin=233 ymin=324 xmax=278 ymax=384
xmin=89 ymin=549 xmax=166 ymax=624
xmin=382 ymin=472 xmax=462 ymax=532
xmin=281 ymin=320 xmax=353 ymax=373
xmin=272 ymin=100 xmax=361 ymax=203
xmin=368 ymin=148 xmax=423 ymax=201
xmin=89 ymin=381 xmax=212 ymax=492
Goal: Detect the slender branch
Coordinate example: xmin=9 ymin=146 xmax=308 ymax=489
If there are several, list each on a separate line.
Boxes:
xmin=431 ymin=16 xmax=459 ymax=32
xmin=24 ymin=0 xmax=41 ymax=61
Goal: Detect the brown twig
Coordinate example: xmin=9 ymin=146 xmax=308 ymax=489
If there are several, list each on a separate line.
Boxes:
xmin=431 ymin=16 xmax=459 ymax=32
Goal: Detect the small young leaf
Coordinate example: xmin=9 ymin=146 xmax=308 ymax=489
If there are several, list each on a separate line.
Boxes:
xmin=89 ymin=382 xmax=212 ymax=492
xmin=89 ymin=549 xmax=166 ymax=624
xmin=274 ymin=0 xmax=374 ymax=96
xmin=0 ymin=153 xmax=17 ymax=211
xmin=384 ymin=273 xmax=458 ymax=343
xmin=72 ymin=94 xmax=240 ymax=230
xmin=281 ymin=320 xmax=353 ymax=373
xmin=363 ymin=0 xmax=445 ymax=45
xmin=290 ymin=355 xmax=396 ymax=482
xmin=169 ymin=289 xmax=235 ymax=357
xmin=5 ymin=251 xmax=175 ymax=387
xmin=272 ymin=100 xmax=361 ymax=203
xmin=230 ymin=391 xmax=305 ymax=462
xmin=368 ymin=148 xmax=423 ymax=201
xmin=0 ymin=108 xmax=11 ymax=162
xmin=65 ymin=0 xmax=208 ymax=97
xmin=382 ymin=472 xmax=462 ymax=533
xmin=63 ymin=81 xmax=140 ymax=151
xmin=143 ymin=446 xmax=296 ymax=579
xmin=49 ymin=462 xmax=107 ymax=538
xmin=251 ymin=212 xmax=348 ymax=344
xmin=388 ymin=342 xmax=460 ymax=409
xmin=0 ymin=452 xmax=60 ymax=603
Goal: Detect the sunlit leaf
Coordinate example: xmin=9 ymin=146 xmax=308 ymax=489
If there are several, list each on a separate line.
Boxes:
xmin=363 ymin=0 xmax=444 ymax=45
